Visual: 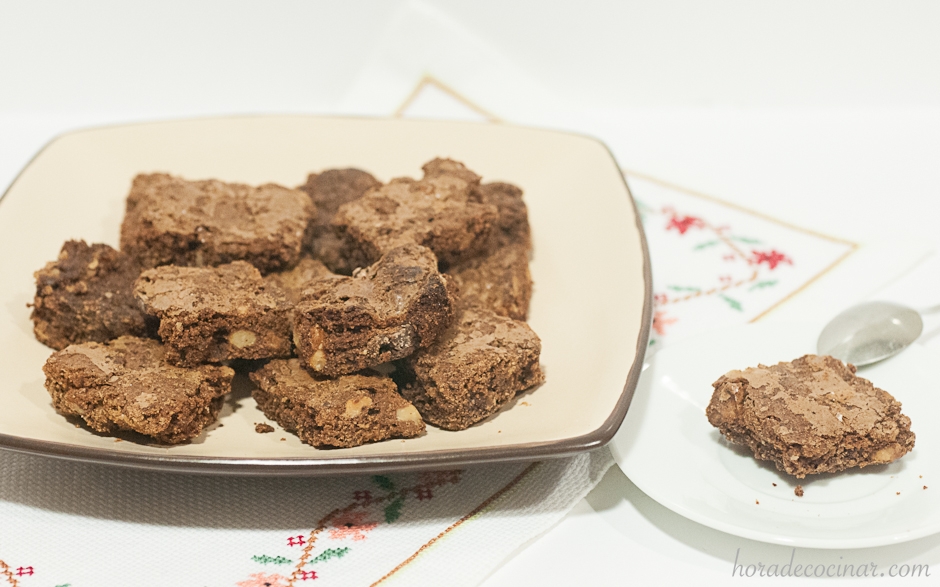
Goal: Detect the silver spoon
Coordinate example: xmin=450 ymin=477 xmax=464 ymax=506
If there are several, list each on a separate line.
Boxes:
xmin=817 ymin=301 xmax=938 ymax=366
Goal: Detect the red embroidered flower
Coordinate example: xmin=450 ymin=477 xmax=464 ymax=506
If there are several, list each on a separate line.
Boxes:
xmin=414 ymin=487 xmax=434 ymax=501
xmin=237 ymin=572 xmax=289 ymax=587
xmin=287 ymin=534 xmax=306 ymax=547
xmin=299 ymin=570 xmax=318 ymax=581
xmin=353 ymin=490 xmax=373 ymax=503
xmin=652 ymin=311 xmax=677 ymax=336
xmin=654 ymin=293 xmax=668 ymax=306
xmin=329 ymin=510 xmax=378 ymax=541
xmin=666 ymin=214 xmax=705 ymax=235
xmin=418 ymin=470 xmax=462 ymax=487
xmin=750 ymin=249 xmax=792 ymax=270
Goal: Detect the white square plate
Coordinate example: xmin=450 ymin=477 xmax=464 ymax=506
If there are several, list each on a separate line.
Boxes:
xmin=0 ymin=116 xmax=650 ymax=475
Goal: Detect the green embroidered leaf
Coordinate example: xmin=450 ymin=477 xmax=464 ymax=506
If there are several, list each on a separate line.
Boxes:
xmin=648 ymin=338 xmax=657 ymax=347
xmin=693 ymin=240 xmax=720 ymax=250
xmin=666 ymin=285 xmax=701 ymax=292
xmin=252 ymin=555 xmax=292 ymax=565
xmin=731 ymin=236 xmax=761 ymax=244
xmin=308 ymin=547 xmax=351 ymax=565
xmin=719 ymin=294 xmax=743 ymax=312
xmin=385 ymin=497 xmax=405 ymax=523
xmin=749 ymin=280 xmax=778 ymax=291
xmin=372 ymin=475 xmax=395 ymax=491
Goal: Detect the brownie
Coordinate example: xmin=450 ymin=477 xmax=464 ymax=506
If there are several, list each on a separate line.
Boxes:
xmin=449 ymin=240 xmax=532 ymax=321
xmin=706 ymin=354 xmax=915 ymax=478
xmin=298 ymin=168 xmax=381 ymax=274
xmin=476 ymin=181 xmax=532 ymax=251
xmin=397 ymin=307 xmax=544 ymax=430
xmin=263 ymin=257 xmax=338 ymax=305
xmin=134 ymin=261 xmax=293 ymax=366
xmin=31 ymin=240 xmax=152 ymax=350
xmin=293 ymin=244 xmax=456 ymax=377
xmin=250 ymin=358 xmax=425 ymax=448
xmin=446 ymin=182 xmax=533 ymax=321
xmin=120 ymin=173 xmax=314 ymax=273
xmin=42 ymin=337 xmax=234 ymax=444
xmin=331 ymin=158 xmax=498 ymax=268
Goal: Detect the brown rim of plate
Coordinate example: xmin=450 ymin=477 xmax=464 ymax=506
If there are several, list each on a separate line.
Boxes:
xmin=0 ymin=115 xmax=652 ymax=476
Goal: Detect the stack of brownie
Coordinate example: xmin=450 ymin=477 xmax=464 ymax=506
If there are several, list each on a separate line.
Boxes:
xmin=33 ymin=159 xmax=544 ymax=447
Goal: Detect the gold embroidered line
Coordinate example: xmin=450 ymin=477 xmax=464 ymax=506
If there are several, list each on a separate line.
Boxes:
xmin=749 ymin=245 xmax=857 ymax=323
xmin=630 ymin=169 xmax=860 ymax=318
xmin=393 ymin=74 xmax=502 ymax=123
xmin=0 ymin=560 xmax=19 ymax=587
xmin=369 ymin=462 xmax=542 ymax=587
xmin=622 ymin=169 xmax=858 ymax=247
xmin=663 ymin=269 xmax=759 ymax=304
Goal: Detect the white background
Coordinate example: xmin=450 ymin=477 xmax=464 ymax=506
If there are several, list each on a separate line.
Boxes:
xmin=3 ymin=1 xmax=940 ymax=585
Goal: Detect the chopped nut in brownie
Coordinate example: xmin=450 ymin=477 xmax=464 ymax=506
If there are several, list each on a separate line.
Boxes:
xmin=250 ymin=359 xmax=425 ymax=448
xmin=31 ymin=240 xmax=153 ymax=350
xmin=42 ymin=337 xmax=233 ymax=444
xmin=397 ymin=307 xmax=544 ymax=430
xmin=795 ymin=485 xmax=804 ymax=497
xmin=293 ymin=244 xmax=456 ymax=377
xmin=120 ymin=173 xmax=314 ymax=273
xmin=332 ymin=158 xmax=498 ymax=268
xmin=706 ymin=354 xmax=915 ymax=478
xmin=134 ymin=261 xmax=293 ymax=366
xmin=298 ymin=168 xmax=381 ymax=274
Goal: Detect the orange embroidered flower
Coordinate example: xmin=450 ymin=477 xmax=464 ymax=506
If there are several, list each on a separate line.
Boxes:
xmin=237 ymin=572 xmax=289 ymax=587
xmin=328 ymin=510 xmax=378 ymax=541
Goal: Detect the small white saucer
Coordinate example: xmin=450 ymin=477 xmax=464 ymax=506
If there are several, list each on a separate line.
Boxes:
xmin=611 ymin=321 xmax=940 ymax=549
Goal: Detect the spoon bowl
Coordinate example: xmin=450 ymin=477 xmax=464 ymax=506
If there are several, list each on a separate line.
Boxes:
xmin=817 ymin=301 xmax=923 ymax=366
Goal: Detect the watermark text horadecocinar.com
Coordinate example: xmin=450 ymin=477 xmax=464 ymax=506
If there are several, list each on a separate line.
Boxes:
xmin=732 ymin=549 xmax=930 ymax=578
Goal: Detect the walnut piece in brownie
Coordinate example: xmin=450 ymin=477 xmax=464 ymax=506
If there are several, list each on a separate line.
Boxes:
xmin=263 ymin=257 xmax=338 ymax=305
xmin=706 ymin=354 xmax=915 ymax=478
xmin=332 ymin=158 xmax=498 ymax=268
xmin=120 ymin=173 xmax=314 ymax=273
xmin=298 ymin=168 xmax=380 ymax=274
xmin=447 ymin=182 xmax=533 ymax=320
xmin=31 ymin=240 xmax=152 ymax=350
xmin=250 ymin=359 xmax=425 ymax=448
xmin=397 ymin=307 xmax=543 ymax=430
xmin=42 ymin=337 xmax=234 ymax=444
xmin=293 ymin=244 xmax=455 ymax=377
xmin=134 ymin=261 xmax=293 ymax=366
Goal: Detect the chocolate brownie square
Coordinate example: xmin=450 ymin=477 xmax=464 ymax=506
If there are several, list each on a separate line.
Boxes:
xmin=331 ymin=159 xmax=498 ymax=268
xmin=293 ymin=244 xmax=455 ymax=377
xmin=43 ymin=337 xmax=233 ymax=444
xmin=447 ymin=182 xmax=533 ymax=320
xmin=449 ymin=241 xmax=532 ymax=322
xmin=476 ymin=181 xmax=532 ymax=251
xmin=134 ymin=261 xmax=293 ymax=366
xmin=120 ymin=173 xmax=314 ymax=273
xmin=250 ymin=358 xmax=425 ymax=448
xmin=31 ymin=240 xmax=153 ymax=350
xmin=397 ymin=307 xmax=544 ymax=430
xmin=297 ymin=168 xmax=380 ymax=274
xmin=707 ymin=354 xmax=915 ymax=478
